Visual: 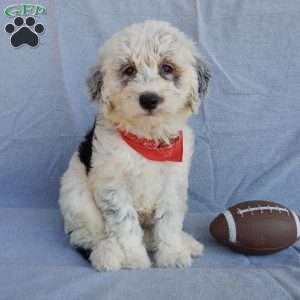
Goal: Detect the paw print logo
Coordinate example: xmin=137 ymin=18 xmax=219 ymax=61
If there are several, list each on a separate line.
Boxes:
xmin=5 ymin=17 xmax=45 ymax=48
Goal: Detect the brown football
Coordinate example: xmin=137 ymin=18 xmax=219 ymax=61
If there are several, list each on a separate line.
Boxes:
xmin=210 ymin=200 xmax=300 ymax=255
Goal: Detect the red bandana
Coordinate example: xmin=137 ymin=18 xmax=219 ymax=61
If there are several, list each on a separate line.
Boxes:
xmin=117 ymin=129 xmax=183 ymax=162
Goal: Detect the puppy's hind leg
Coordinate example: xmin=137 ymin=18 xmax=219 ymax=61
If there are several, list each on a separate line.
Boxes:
xmin=182 ymin=232 xmax=204 ymax=257
xmin=59 ymin=153 xmax=105 ymax=253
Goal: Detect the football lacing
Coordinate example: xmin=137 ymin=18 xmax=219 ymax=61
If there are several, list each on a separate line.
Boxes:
xmin=236 ymin=205 xmax=290 ymax=217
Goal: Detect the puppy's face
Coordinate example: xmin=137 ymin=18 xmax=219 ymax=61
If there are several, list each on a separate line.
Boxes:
xmin=88 ymin=21 xmax=210 ymax=129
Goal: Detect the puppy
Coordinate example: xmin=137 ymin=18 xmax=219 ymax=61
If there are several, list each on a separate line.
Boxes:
xmin=59 ymin=20 xmax=210 ymax=271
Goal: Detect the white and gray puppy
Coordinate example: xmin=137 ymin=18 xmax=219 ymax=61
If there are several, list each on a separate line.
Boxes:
xmin=59 ymin=20 xmax=210 ymax=271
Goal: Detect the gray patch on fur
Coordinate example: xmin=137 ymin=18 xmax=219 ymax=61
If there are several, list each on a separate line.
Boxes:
xmin=87 ymin=65 xmax=103 ymax=101
xmin=100 ymin=190 xmax=137 ymax=225
xmin=196 ymin=59 xmax=211 ymax=97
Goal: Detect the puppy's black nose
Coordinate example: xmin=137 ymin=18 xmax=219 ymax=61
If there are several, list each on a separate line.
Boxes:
xmin=139 ymin=92 xmax=163 ymax=111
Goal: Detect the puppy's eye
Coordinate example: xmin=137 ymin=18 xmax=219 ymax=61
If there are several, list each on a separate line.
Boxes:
xmin=123 ymin=66 xmax=136 ymax=76
xmin=160 ymin=64 xmax=174 ymax=74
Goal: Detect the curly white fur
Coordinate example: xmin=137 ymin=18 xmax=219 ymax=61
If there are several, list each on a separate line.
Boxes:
xmin=59 ymin=20 xmax=210 ymax=271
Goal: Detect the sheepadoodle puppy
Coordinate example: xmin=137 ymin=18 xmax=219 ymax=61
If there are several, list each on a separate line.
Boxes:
xmin=59 ymin=20 xmax=210 ymax=271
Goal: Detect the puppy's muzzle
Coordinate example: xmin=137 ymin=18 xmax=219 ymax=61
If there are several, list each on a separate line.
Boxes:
xmin=139 ymin=92 xmax=163 ymax=111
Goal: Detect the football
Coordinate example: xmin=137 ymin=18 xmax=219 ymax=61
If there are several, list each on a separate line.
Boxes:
xmin=210 ymin=200 xmax=300 ymax=255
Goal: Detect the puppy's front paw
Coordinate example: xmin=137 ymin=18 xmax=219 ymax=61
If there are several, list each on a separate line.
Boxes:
xmin=155 ymin=244 xmax=192 ymax=268
xmin=124 ymin=253 xmax=151 ymax=270
xmin=90 ymin=238 xmax=124 ymax=271
xmin=122 ymin=244 xmax=151 ymax=270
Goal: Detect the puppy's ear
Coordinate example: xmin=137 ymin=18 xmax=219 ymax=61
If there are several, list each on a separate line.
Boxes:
xmin=187 ymin=57 xmax=211 ymax=113
xmin=196 ymin=58 xmax=211 ymax=98
xmin=87 ymin=65 xmax=103 ymax=102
